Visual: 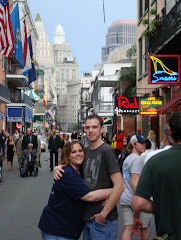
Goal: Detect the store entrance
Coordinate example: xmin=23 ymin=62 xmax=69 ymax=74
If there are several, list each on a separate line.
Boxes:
xmin=151 ymin=116 xmax=160 ymax=148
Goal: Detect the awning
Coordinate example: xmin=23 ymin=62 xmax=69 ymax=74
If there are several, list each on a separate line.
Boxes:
xmin=157 ymin=95 xmax=181 ymax=114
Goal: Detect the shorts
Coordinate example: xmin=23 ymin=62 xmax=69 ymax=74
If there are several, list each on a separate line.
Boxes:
xmin=121 ymin=205 xmax=151 ymax=228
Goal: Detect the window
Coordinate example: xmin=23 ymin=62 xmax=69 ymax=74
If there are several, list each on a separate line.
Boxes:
xmin=145 ymin=0 xmax=149 ymax=11
xmin=145 ymin=38 xmax=149 ymax=72
xmin=139 ymin=0 xmax=143 ymax=19
xmin=139 ymin=38 xmax=143 ymax=76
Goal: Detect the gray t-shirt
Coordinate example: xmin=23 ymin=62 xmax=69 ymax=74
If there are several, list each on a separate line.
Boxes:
xmin=120 ymin=153 xmax=144 ymax=206
xmin=83 ymin=143 xmax=120 ymax=221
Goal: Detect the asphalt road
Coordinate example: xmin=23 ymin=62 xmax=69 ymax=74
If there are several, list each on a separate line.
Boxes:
xmin=0 ymin=150 xmax=140 ymax=240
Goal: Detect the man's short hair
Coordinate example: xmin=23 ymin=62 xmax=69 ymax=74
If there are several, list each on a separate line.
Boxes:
xmin=169 ymin=111 xmax=181 ymax=143
xmin=28 ymin=143 xmax=33 ymax=148
xmin=85 ymin=114 xmax=103 ymax=127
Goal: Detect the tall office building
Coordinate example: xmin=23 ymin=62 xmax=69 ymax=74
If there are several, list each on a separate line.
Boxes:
xmin=52 ymin=24 xmax=79 ymax=132
xmin=34 ymin=14 xmax=56 ymax=108
xmin=102 ymin=19 xmax=137 ymax=62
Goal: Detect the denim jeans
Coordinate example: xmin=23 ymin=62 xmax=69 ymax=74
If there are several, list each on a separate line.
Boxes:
xmin=83 ymin=219 xmax=118 ymax=240
xmin=41 ymin=231 xmax=77 ymax=240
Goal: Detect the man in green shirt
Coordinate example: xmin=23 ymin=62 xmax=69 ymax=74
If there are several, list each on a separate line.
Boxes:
xmin=132 ymin=111 xmax=181 ymax=240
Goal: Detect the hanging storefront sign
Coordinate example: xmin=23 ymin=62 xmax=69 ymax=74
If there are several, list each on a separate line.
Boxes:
xmin=101 ymin=117 xmax=112 ymax=126
xmin=115 ymin=96 xmax=140 ymax=114
xmin=140 ymin=97 xmax=164 ymax=115
xmin=149 ymin=55 xmax=180 ymax=84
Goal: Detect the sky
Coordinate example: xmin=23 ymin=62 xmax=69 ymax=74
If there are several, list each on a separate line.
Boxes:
xmin=27 ymin=0 xmax=137 ymax=76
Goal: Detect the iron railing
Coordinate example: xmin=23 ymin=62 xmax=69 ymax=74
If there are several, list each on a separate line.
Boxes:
xmin=149 ymin=1 xmax=181 ymax=53
xmin=0 ymin=84 xmax=10 ymax=101
xmin=6 ymin=64 xmax=22 ymax=75
xmin=11 ymin=93 xmax=33 ymax=107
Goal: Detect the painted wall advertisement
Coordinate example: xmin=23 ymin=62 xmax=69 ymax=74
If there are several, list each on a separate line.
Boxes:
xmin=140 ymin=97 xmax=163 ymax=115
xmin=149 ymin=55 xmax=180 ymax=84
xmin=115 ymin=96 xmax=140 ymax=114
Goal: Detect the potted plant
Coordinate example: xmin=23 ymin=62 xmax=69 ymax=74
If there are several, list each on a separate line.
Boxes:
xmin=149 ymin=8 xmax=157 ymax=16
xmin=142 ymin=18 xmax=149 ymax=26
xmin=142 ymin=29 xmax=155 ymax=39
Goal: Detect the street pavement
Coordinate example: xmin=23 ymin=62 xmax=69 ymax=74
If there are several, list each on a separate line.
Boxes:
xmin=0 ymin=150 xmax=140 ymax=240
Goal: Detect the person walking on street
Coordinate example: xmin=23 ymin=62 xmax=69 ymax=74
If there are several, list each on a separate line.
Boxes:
xmin=0 ymin=130 xmax=6 ymax=159
xmin=5 ymin=136 xmax=16 ymax=171
xmin=54 ymin=114 xmax=124 ymax=240
xmin=22 ymin=128 xmax=38 ymax=152
xmin=36 ymin=134 xmax=42 ymax=168
xmin=133 ymin=111 xmax=181 ymax=240
xmin=16 ymin=132 xmax=23 ymax=169
xmin=147 ymin=130 xmax=157 ymax=150
xmin=48 ymin=129 xmax=61 ymax=171
xmin=116 ymin=130 xmax=124 ymax=157
xmin=120 ymin=134 xmax=151 ymax=240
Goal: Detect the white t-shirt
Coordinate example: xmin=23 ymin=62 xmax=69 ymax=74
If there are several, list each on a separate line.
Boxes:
xmin=120 ymin=153 xmax=144 ymax=206
xmin=141 ymin=149 xmax=154 ymax=164
xmin=144 ymin=145 xmax=172 ymax=164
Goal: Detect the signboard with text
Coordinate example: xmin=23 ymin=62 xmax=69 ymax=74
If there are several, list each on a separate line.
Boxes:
xmin=115 ymin=96 xmax=140 ymax=114
xmin=140 ymin=97 xmax=163 ymax=115
xmin=149 ymin=55 xmax=180 ymax=84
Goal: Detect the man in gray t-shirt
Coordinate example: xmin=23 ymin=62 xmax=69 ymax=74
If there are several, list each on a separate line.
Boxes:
xmin=120 ymin=134 xmax=151 ymax=240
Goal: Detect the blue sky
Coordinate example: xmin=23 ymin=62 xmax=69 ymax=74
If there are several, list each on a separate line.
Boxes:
xmin=27 ymin=0 xmax=137 ymax=76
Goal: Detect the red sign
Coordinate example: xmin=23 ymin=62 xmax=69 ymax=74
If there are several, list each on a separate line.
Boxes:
xmin=115 ymin=97 xmax=140 ymax=114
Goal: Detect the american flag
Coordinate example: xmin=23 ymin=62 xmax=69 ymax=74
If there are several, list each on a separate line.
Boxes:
xmin=47 ymin=107 xmax=54 ymax=119
xmin=0 ymin=0 xmax=15 ymax=57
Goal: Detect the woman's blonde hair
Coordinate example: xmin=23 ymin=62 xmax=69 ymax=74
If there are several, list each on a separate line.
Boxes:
xmin=147 ymin=130 xmax=156 ymax=141
xmin=61 ymin=141 xmax=85 ymax=165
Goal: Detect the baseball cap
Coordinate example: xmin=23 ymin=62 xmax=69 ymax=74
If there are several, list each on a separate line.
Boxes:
xmin=130 ymin=134 xmax=146 ymax=144
xmin=164 ymin=123 xmax=173 ymax=144
xmin=137 ymin=129 xmax=141 ymax=133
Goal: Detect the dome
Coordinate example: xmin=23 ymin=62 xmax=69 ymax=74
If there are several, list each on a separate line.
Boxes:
xmin=56 ymin=24 xmax=64 ymax=33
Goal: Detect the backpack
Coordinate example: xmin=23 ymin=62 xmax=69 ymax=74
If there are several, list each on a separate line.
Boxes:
xmin=118 ymin=148 xmax=129 ymax=174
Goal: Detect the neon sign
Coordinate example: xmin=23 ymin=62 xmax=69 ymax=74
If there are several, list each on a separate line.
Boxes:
xmin=140 ymin=97 xmax=163 ymax=115
xmin=115 ymin=97 xmax=140 ymax=114
xmin=149 ymin=55 xmax=180 ymax=84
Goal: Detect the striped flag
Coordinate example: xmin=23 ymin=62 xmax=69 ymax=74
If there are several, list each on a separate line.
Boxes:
xmin=47 ymin=107 xmax=54 ymax=119
xmin=0 ymin=0 xmax=15 ymax=57
xmin=21 ymin=19 xmax=31 ymax=75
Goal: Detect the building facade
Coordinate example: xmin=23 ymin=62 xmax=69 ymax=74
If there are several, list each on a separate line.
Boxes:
xmin=102 ymin=19 xmax=137 ymax=62
xmin=52 ymin=25 xmax=79 ymax=132
xmin=137 ymin=0 xmax=181 ymax=146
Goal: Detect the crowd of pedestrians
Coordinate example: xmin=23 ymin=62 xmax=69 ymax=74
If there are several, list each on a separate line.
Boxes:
xmin=1 ymin=110 xmax=180 ymax=239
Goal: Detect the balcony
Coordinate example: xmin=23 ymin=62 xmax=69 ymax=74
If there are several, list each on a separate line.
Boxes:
xmin=11 ymin=93 xmax=33 ymax=107
xmin=149 ymin=1 xmax=181 ymax=54
xmin=6 ymin=64 xmax=29 ymax=88
xmin=95 ymin=101 xmax=114 ymax=117
xmin=0 ymin=84 xmax=11 ymax=103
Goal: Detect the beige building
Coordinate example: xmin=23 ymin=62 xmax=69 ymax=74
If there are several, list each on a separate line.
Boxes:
xmin=137 ymin=0 xmax=181 ymax=146
xmin=52 ymin=24 xmax=79 ymax=132
xmin=108 ymin=44 xmax=132 ymax=63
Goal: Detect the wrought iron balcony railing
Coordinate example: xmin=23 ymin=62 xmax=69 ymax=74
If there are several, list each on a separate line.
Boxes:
xmin=11 ymin=93 xmax=33 ymax=107
xmin=0 ymin=84 xmax=11 ymax=102
xmin=149 ymin=1 xmax=181 ymax=53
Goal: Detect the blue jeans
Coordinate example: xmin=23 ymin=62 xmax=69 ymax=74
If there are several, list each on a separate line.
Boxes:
xmin=41 ymin=231 xmax=77 ymax=240
xmin=83 ymin=219 xmax=118 ymax=240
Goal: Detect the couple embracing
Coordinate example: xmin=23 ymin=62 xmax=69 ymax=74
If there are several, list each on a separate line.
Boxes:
xmin=39 ymin=114 xmax=124 ymax=240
